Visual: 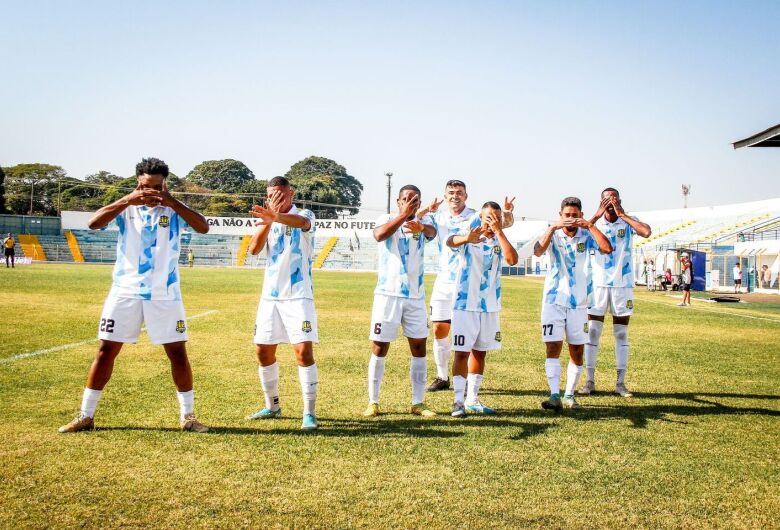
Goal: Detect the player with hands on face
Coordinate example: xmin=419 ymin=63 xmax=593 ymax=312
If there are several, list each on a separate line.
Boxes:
xmin=59 ymin=157 xmax=210 ymax=434
xmin=533 ymin=197 xmax=611 ymax=412
xmin=423 ymin=179 xmax=515 ymax=393
xmin=580 ymin=188 xmax=651 ymax=398
xmin=365 ymin=185 xmax=437 ymax=418
xmin=447 ymin=202 xmax=518 ymax=417
xmin=245 ymin=176 xmax=320 ymax=431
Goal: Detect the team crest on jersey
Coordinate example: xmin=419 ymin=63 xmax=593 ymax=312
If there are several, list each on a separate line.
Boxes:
xmin=617 ymin=228 xmax=626 ymax=238
xmin=495 ymin=331 xmax=502 ymax=342
xmin=176 ymin=320 xmax=186 ymax=333
xmin=286 ymin=226 xmax=292 ymax=236
xmin=413 ymin=233 xmax=421 ymax=241
xmin=493 ymin=245 xmax=501 ymax=254
xmin=626 ymin=299 xmax=634 ymax=309
xmin=577 ymin=242 xmax=586 ymax=253
xmin=302 ymin=320 xmax=312 ymax=333
xmin=159 ymin=215 xmax=170 ymax=228
xmin=584 ymin=322 xmax=589 ymax=333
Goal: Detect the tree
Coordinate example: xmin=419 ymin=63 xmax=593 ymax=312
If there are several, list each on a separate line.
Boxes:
xmin=185 ymin=159 xmax=256 ymax=194
xmin=284 ymin=156 xmax=363 ymax=219
xmin=0 ymin=166 xmax=5 ymax=213
xmin=2 ymin=164 xmax=68 ymax=215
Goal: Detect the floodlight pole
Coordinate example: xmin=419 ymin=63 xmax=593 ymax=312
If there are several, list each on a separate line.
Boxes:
xmin=385 ymin=172 xmax=393 ymax=214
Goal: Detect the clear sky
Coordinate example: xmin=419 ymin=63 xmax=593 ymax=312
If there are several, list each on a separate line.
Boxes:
xmin=1 ymin=0 xmax=778 ymax=220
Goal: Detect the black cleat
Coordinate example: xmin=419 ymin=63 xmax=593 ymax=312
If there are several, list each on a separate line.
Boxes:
xmin=426 ymin=377 xmax=450 ymax=392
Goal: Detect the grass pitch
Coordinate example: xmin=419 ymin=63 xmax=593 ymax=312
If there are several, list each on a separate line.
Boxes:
xmin=1 ymin=264 xmax=779 ymax=529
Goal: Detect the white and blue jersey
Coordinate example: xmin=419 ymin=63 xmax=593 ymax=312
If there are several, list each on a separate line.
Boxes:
xmin=591 ymin=216 xmax=636 ymax=288
xmin=543 ymin=227 xmax=597 ymax=309
xmin=432 ymin=207 xmax=477 ymax=285
xmin=452 ymin=214 xmax=503 ymax=313
xmin=374 ymin=213 xmax=435 ymax=300
xmin=261 ymin=206 xmax=316 ymax=301
xmin=109 ymin=205 xmax=186 ymax=301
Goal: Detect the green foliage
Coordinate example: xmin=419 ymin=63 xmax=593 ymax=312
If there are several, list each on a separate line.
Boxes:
xmin=284 ymin=156 xmax=363 ymax=219
xmin=186 ymin=159 xmax=256 ymax=194
xmin=0 ymin=166 xmax=5 ymax=213
xmin=3 ymin=163 xmax=68 ymax=215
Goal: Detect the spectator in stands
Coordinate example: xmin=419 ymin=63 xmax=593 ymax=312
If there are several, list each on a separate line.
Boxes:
xmin=646 ymin=260 xmax=656 ymax=291
xmin=733 ymin=262 xmax=742 ymax=293
xmin=187 ymin=249 xmax=194 ymax=267
xmin=3 ymin=233 xmax=15 ymax=268
xmin=679 ymin=253 xmax=692 ymax=306
xmin=660 ymin=268 xmax=673 ymax=291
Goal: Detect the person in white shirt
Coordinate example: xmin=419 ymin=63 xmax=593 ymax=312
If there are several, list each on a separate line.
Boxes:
xmin=364 ymin=185 xmax=437 ymax=418
xmin=59 ymin=157 xmax=210 ymax=434
xmin=245 ymin=176 xmax=320 ymax=431
xmin=679 ymin=253 xmax=693 ymax=306
xmin=447 ymin=202 xmax=518 ymax=417
xmin=733 ymin=262 xmax=743 ymax=293
xmin=415 ymin=179 xmax=514 ymax=392
xmin=534 ymin=196 xmax=612 ymax=412
xmin=580 ymin=188 xmax=652 ymax=398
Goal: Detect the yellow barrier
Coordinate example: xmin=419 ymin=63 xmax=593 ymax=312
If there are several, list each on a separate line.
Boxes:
xmin=237 ymin=235 xmax=252 ymax=266
xmin=64 ymin=230 xmax=85 ymax=262
xmin=18 ymin=234 xmax=47 ymax=261
xmin=313 ymin=237 xmax=339 ymax=269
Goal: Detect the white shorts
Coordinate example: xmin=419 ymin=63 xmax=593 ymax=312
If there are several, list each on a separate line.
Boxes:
xmin=589 ymin=286 xmax=634 ymax=317
xmin=98 ymin=296 xmax=188 ymax=345
xmin=451 ymin=310 xmax=502 ymax=352
xmin=429 ymin=281 xmax=456 ymax=322
xmin=541 ymin=304 xmax=588 ymax=345
xmin=254 ymin=298 xmax=319 ymax=345
xmin=369 ymin=294 xmax=429 ymax=342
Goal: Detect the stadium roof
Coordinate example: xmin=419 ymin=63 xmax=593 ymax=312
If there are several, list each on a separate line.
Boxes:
xmin=732 ymin=123 xmax=780 ymax=149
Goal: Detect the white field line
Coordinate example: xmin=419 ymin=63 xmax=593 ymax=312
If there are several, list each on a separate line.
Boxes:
xmin=1 ymin=310 xmax=218 ymax=365
xmin=637 ymin=298 xmax=780 ymax=324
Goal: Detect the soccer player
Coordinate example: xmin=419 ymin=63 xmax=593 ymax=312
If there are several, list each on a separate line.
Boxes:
xmin=245 ymin=176 xmax=319 ymax=431
xmin=3 ymin=233 xmax=15 ymax=268
xmin=59 ymin=157 xmax=210 ymax=433
xmin=733 ymin=262 xmax=742 ymax=293
xmin=579 ymin=188 xmax=652 ymax=398
xmin=364 ymin=185 xmax=437 ymax=417
xmin=448 ymin=202 xmax=518 ymax=417
xmin=419 ymin=179 xmax=515 ymax=392
xmin=534 ymin=197 xmax=611 ymax=411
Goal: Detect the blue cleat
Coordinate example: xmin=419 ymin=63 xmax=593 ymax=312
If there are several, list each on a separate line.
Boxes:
xmin=465 ymin=401 xmax=497 ymax=415
xmin=245 ymin=407 xmax=282 ymax=420
xmin=301 ymin=414 xmax=318 ymax=431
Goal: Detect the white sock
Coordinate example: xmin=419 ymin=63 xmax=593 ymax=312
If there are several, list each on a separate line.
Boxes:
xmin=614 ymin=324 xmax=629 ymax=384
xmin=453 ymin=375 xmax=466 ymax=404
xmin=584 ymin=319 xmax=603 ymax=383
xmin=465 ymin=373 xmax=483 ymax=405
xmin=545 ymin=358 xmax=561 ymax=396
xmin=176 ymin=390 xmax=194 ymax=421
xmin=259 ymin=363 xmax=280 ymax=411
xmin=410 ymin=356 xmax=427 ymax=405
xmin=80 ymin=388 xmax=102 ymax=418
xmin=298 ymin=364 xmax=318 ymax=416
xmin=433 ymin=338 xmax=451 ymax=380
xmin=368 ymin=354 xmax=385 ymax=404
xmin=564 ymin=361 xmax=583 ymax=397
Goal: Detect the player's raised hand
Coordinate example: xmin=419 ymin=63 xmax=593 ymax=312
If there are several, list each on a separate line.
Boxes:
xmin=610 ymin=197 xmax=626 ymax=217
xmin=266 ymin=190 xmax=284 ymax=212
xmin=158 ymin=180 xmax=176 ymax=207
xmin=403 ymin=219 xmax=425 ymax=234
xmin=466 ymin=226 xmax=485 ymax=244
xmin=249 ymin=205 xmax=278 ymax=225
xmin=400 ymin=195 xmax=420 ymax=219
xmin=504 ymin=196 xmax=516 ymax=212
xmin=573 ymin=217 xmax=592 ymax=229
xmin=485 ymin=211 xmax=502 ymax=233
xmin=594 ymin=197 xmax=610 ymax=219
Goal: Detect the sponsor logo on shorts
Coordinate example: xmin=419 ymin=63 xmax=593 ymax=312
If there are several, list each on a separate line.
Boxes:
xmin=617 ymin=228 xmax=625 ymax=238
xmin=495 ymin=331 xmax=501 ymax=342
xmin=176 ymin=320 xmax=186 ymax=333
xmin=584 ymin=322 xmax=589 ymax=333
xmin=626 ymin=300 xmax=634 ymax=309
xmin=159 ymin=215 xmax=170 ymax=228
xmin=302 ymin=320 xmax=312 ymax=333
xmin=577 ymin=242 xmax=586 ymax=253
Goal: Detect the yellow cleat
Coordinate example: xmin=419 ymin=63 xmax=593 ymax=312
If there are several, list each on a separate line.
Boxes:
xmin=410 ymin=404 xmax=437 ymax=417
xmin=363 ymin=403 xmax=381 ymax=417
xmin=181 ymin=414 xmax=209 ymax=433
xmin=58 ymin=413 xmax=94 ymax=433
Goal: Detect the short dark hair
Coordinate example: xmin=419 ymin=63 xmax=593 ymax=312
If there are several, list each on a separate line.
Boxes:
xmin=601 ymin=187 xmax=620 ymax=197
xmin=482 ymin=201 xmax=501 ymax=210
xmin=399 ymin=184 xmax=421 ymax=198
xmin=561 ymin=196 xmax=582 ymax=210
xmin=268 ymin=176 xmax=290 ymax=188
xmin=445 ymin=179 xmax=466 ymax=190
xmin=136 ymin=157 xmax=169 ymax=178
